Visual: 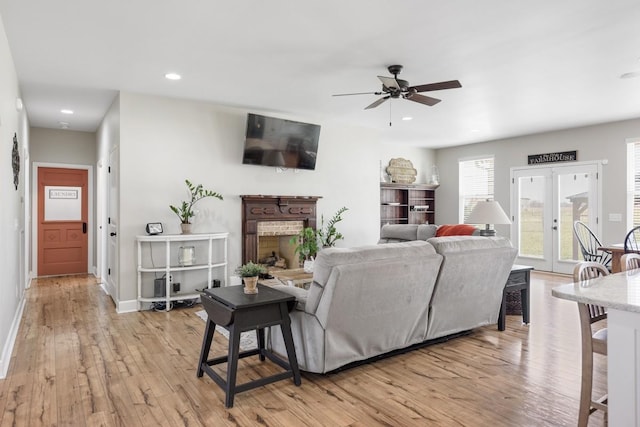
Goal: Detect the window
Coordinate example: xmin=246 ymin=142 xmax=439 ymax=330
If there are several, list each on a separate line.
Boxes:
xmin=627 ymin=139 xmax=640 ymax=228
xmin=459 ymin=156 xmax=495 ymax=223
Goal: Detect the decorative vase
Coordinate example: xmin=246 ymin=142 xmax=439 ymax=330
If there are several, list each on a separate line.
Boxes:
xmin=303 ymin=259 xmax=314 ymax=273
xmin=180 ymin=223 xmax=192 ymax=234
xmin=243 ymin=276 xmax=259 ymax=294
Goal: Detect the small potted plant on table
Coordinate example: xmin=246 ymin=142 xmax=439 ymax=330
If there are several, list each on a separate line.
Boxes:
xmin=236 ymin=261 xmax=266 ymax=294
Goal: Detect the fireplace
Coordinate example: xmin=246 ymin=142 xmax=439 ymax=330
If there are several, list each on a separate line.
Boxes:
xmin=241 ymin=195 xmax=321 ymax=266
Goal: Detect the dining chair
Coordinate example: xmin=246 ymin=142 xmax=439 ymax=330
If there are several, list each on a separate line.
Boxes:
xmin=623 ymin=225 xmax=640 ymax=253
xmin=573 ymin=262 xmax=608 ymax=427
xmin=573 ymin=221 xmax=612 ymax=271
xmin=620 ymin=252 xmax=640 ymax=271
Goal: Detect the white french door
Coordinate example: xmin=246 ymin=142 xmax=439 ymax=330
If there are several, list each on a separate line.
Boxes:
xmin=511 ymin=162 xmax=601 ymax=274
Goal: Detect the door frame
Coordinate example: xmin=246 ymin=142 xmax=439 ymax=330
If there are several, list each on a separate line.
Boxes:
xmin=510 ymin=160 xmax=603 ymax=273
xmin=32 ymin=162 xmax=94 ymax=278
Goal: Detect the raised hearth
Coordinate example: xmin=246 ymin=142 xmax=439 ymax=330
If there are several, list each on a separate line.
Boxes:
xmin=241 ymin=195 xmax=321 ymax=264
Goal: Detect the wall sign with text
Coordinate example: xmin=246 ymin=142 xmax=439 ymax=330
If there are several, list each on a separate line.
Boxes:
xmin=528 ymin=150 xmax=577 ymax=165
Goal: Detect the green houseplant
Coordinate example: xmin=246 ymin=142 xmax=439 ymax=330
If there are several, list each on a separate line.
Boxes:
xmin=289 ymin=207 xmax=349 ymax=272
xmin=317 ymin=206 xmax=349 ymax=248
xmin=289 ymin=227 xmax=319 ymax=265
xmin=169 ymin=179 xmax=223 ymax=233
xmin=235 ymin=261 xmax=266 ymax=294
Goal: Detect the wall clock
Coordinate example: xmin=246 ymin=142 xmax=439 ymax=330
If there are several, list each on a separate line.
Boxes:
xmin=12 ymin=133 xmax=19 ymax=190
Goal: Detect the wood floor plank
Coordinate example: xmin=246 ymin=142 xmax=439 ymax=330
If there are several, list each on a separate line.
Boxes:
xmin=0 ymin=272 xmax=607 ymax=426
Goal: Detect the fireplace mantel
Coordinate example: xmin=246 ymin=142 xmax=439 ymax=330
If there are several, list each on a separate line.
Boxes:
xmin=240 ymin=195 xmax=321 ymax=264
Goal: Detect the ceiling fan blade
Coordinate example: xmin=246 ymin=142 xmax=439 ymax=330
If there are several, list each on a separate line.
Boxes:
xmin=333 ymin=91 xmax=381 ymax=97
xmin=378 ymin=76 xmax=400 ymax=90
xmin=365 ymin=96 xmax=389 ymax=110
xmin=410 ymin=80 xmax=462 ymax=93
xmin=405 ymin=93 xmax=441 ymax=106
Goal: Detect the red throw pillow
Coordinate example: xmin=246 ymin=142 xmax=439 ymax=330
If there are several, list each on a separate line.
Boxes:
xmin=435 ymin=224 xmax=478 ymax=237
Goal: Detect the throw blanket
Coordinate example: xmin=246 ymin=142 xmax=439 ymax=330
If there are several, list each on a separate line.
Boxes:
xmin=436 ymin=224 xmax=478 ymax=237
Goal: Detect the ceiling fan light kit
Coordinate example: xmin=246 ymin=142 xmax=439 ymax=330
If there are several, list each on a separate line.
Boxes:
xmin=334 ymin=64 xmax=461 ymax=114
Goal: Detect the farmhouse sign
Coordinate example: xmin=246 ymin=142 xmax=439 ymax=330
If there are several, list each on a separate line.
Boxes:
xmin=528 ymin=150 xmax=577 ymax=165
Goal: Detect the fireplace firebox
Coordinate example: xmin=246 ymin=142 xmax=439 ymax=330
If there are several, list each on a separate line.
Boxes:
xmin=240 ymin=195 xmax=321 ymax=265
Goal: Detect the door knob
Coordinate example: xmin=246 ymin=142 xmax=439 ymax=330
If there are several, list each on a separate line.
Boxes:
xmin=552 ymin=226 xmax=558 ymax=230
xmin=110 ymin=232 xmax=117 ymax=236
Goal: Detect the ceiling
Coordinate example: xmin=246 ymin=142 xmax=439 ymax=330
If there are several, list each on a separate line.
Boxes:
xmin=1 ymin=0 xmax=640 ymax=148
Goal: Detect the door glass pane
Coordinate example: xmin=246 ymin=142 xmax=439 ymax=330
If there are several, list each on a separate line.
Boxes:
xmin=518 ymin=176 xmax=545 ymax=258
xmin=45 ymin=186 xmax=82 ymax=221
xmin=558 ymin=172 xmax=591 ymax=261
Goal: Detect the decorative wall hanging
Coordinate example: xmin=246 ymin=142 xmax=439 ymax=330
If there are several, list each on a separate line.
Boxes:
xmin=528 ymin=150 xmax=577 ymax=165
xmin=386 ymin=158 xmax=417 ymax=184
xmin=12 ymin=133 xmax=20 ymax=190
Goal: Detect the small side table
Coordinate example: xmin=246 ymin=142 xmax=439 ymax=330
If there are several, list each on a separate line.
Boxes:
xmin=197 ymin=285 xmax=301 ymax=407
xmin=498 ymin=265 xmax=533 ymax=331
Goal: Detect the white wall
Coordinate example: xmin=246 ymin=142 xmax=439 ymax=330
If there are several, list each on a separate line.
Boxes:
xmin=435 ymin=118 xmax=640 ymax=244
xmin=30 ymin=127 xmax=96 ymax=164
xmin=112 ymin=92 xmax=433 ymax=304
xmin=0 ymin=15 xmax=29 ymax=378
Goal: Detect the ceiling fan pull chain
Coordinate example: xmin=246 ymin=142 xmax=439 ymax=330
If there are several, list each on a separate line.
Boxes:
xmin=389 ymin=100 xmax=392 ymax=127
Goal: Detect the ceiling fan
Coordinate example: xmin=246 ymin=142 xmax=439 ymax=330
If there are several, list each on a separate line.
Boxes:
xmin=333 ymin=65 xmax=462 ymax=110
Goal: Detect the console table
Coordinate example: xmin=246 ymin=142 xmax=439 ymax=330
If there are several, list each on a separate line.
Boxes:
xmin=498 ymin=264 xmax=533 ymax=331
xmin=197 ymin=285 xmax=301 ymax=407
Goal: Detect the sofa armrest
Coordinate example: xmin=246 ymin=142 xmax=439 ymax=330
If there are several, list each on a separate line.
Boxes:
xmin=268 ymin=284 xmax=308 ymax=311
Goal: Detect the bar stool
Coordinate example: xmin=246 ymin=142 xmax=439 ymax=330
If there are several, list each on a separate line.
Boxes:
xmin=573 ymin=262 xmax=608 ymax=426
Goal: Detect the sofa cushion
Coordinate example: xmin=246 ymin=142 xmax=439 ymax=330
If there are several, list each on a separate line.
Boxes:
xmin=379 ymin=224 xmax=438 ymax=243
xmin=435 ymin=224 xmax=478 ymax=237
xmin=417 ymin=224 xmax=439 ymax=240
xmin=306 ymin=240 xmax=438 ymax=315
xmin=379 ymin=224 xmax=419 ymax=242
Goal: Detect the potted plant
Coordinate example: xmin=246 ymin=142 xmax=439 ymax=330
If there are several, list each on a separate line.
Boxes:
xmin=235 ymin=261 xmax=266 ymax=294
xmin=169 ymin=179 xmax=223 ymax=234
xmin=289 ymin=227 xmax=319 ymax=272
xmin=317 ymin=207 xmax=349 ymax=248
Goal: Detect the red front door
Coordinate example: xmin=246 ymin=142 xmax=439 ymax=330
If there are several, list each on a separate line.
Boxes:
xmin=38 ymin=167 xmax=88 ymax=276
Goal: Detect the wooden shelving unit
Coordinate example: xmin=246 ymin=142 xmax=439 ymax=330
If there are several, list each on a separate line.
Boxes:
xmin=380 ymin=183 xmax=438 ymax=226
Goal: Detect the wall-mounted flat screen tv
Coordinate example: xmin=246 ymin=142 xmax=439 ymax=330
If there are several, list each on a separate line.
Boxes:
xmin=242 ymin=113 xmax=321 ymax=170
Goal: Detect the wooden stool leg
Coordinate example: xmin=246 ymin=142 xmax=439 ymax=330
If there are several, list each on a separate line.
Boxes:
xmin=257 ymin=328 xmax=266 ymax=361
xmin=279 ymin=303 xmax=301 ymax=386
xmin=498 ymin=290 xmax=507 ymax=331
xmin=521 ymin=287 xmax=530 ymax=324
xmin=197 ymin=319 xmax=216 ymax=377
xmin=225 ymin=324 xmax=242 ymax=408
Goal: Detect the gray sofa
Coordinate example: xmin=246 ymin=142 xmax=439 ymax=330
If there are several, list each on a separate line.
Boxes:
xmin=267 ymin=228 xmax=517 ymax=373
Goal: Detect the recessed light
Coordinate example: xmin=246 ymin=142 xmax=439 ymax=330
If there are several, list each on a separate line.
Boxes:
xmin=620 ymin=71 xmax=640 ymax=79
xmin=401 ymin=116 xmax=413 ymax=121
xmin=60 ymin=109 xmax=74 ymax=114
xmin=165 ymin=73 xmax=182 ymax=80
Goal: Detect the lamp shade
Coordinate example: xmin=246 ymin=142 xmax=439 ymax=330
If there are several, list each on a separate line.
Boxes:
xmin=466 ymin=200 xmax=511 ymax=225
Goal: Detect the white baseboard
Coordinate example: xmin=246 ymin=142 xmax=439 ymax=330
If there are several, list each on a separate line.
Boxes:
xmin=117 ymin=299 xmax=138 ymax=314
xmin=0 ymin=296 xmax=26 ymax=379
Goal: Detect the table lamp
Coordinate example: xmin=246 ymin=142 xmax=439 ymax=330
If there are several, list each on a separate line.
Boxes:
xmin=465 ymin=199 xmax=511 ymax=236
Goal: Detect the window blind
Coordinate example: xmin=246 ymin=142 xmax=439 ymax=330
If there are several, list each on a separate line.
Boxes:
xmin=459 ymin=157 xmax=495 ymax=223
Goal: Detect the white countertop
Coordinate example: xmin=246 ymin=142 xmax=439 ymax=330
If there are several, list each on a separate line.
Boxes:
xmin=552 ymin=270 xmax=640 ymax=313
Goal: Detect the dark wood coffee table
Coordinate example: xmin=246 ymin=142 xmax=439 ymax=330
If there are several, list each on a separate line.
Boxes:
xmin=498 ymin=264 xmax=533 ymax=331
xmin=197 ymin=284 xmax=301 ymax=407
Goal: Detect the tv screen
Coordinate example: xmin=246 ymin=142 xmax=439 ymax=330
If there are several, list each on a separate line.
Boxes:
xmin=242 ymin=113 xmax=321 ymax=170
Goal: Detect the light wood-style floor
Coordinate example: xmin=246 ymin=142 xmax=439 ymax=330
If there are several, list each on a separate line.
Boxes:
xmin=0 ymin=272 xmax=607 ymax=426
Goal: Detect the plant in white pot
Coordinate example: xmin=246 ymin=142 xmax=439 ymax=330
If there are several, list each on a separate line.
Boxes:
xmin=236 ymin=261 xmax=266 ymax=294
xmin=289 ymin=227 xmax=319 ymax=273
xmin=169 ymin=179 xmax=223 ymax=234
xmin=290 ymin=207 xmax=349 ymax=273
